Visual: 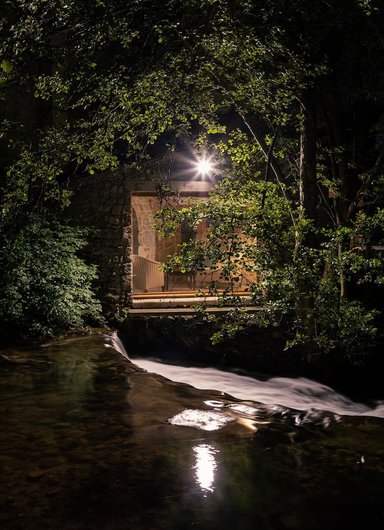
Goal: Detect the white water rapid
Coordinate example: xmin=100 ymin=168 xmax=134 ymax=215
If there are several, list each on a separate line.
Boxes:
xmin=110 ymin=333 xmax=384 ymax=419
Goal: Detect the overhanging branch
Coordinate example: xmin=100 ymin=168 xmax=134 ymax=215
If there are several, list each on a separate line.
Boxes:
xmin=347 ymin=144 xmax=384 ymax=221
xmin=239 ymin=112 xmax=285 ymax=183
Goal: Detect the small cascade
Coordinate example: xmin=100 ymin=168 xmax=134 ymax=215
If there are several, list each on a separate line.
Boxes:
xmin=108 ymin=332 xmax=384 ymax=419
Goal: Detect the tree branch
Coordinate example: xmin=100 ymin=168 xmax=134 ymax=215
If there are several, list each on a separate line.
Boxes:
xmin=239 ymin=112 xmax=285 ymax=183
xmin=347 ymin=143 xmax=384 ymax=221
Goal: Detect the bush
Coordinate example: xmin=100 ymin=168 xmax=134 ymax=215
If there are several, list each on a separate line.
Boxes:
xmin=0 ymin=219 xmax=103 ymax=337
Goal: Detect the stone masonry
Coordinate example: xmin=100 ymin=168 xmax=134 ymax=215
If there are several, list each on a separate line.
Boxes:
xmin=68 ymin=170 xmax=141 ymax=314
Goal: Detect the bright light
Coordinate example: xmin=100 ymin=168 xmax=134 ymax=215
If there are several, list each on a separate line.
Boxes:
xmin=193 ymin=444 xmax=219 ymax=494
xmin=195 ymin=156 xmax=214 ymax=177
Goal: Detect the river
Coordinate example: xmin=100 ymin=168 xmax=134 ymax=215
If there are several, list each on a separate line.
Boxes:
xmin=0 ymin=332 xmax=383 ymax=529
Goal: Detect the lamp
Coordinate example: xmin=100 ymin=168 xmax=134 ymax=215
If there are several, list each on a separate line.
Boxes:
xmin=194 ymin=155 xmax=214 ymax=178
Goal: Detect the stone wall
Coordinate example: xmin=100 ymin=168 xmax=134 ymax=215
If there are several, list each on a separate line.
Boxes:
xmin=68 ymin=171 xmax=138 ymax=314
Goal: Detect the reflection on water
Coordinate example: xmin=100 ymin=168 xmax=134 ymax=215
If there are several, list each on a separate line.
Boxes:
xmin=0 ymin=333 xmax=383 ymax=530
xmin=51 ymin=349 xmax=98 ymax=396
xmin=193 ymin=444 xmax=219 ymax=494
xmin=170 ymin=409 xmax=235 ymax=431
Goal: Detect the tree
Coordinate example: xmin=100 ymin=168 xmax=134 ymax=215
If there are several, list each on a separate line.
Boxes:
xmin=152 ymin=0 xmax=384 ymax=359
xmin=1 ymin=0 xmax=384 ymax=355
xmin=0 ymin=219 xmax=102 ymax=338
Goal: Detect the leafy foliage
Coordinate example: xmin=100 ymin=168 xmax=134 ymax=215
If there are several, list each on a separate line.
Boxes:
xmin=0 ymin=220 xmax=103 ymax=337
xmin=158 ymin=163 xmax=383 ymax=361
xmin=0 ymin=0 xmax=384 ymax=358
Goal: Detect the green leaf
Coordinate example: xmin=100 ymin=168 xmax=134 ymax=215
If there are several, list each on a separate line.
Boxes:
xmin=1 ymin=60 xmax=13 ymax=74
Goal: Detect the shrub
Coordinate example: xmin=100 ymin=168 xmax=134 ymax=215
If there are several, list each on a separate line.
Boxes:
xmin=0 ymin=219 xmax=103 ymax=337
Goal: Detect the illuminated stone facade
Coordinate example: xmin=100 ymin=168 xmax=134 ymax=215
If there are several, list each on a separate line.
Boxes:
xmin=69 ymin=169 xmax=212 ymax=313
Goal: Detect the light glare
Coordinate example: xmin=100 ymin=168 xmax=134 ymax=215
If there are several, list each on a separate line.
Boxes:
xmin=196 ymin=157 xmax=213 ymax=176
xmin=193 ymin=444 xmax=219 ymax=494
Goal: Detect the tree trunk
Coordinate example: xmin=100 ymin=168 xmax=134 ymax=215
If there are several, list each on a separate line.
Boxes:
xmin=323 ymin=85 xmax=352 ymax=299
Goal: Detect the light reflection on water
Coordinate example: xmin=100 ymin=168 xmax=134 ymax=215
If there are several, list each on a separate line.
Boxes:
xmin=169 ymin=409 xmax=235 ymax=431
xmin=168 ymin=403 xmax=262 ymax=432
xmin=193 ymin=444 xmax=219 ymax=494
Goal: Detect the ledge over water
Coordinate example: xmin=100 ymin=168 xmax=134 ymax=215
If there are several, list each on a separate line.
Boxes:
xmin=117 ymin=315 xmax=384 ymax=400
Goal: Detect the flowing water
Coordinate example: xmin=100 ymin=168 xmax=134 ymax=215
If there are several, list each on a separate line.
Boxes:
xmin=0 ymin=332 xmax=383 ymax=530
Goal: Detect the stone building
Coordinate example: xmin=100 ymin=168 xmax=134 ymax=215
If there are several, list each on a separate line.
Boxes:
xmin=69 ymin=166 xmax=214 ymax=314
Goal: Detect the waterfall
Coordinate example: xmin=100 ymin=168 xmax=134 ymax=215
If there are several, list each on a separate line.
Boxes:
xmin=107 ymin=332 xmax=384 ymax=418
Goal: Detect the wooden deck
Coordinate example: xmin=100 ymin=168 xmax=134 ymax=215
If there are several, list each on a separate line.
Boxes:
xmin=128 ymin=289 xmax=267 ymax=316
xmin=126 ymin=306 xmax=267 ymax=316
